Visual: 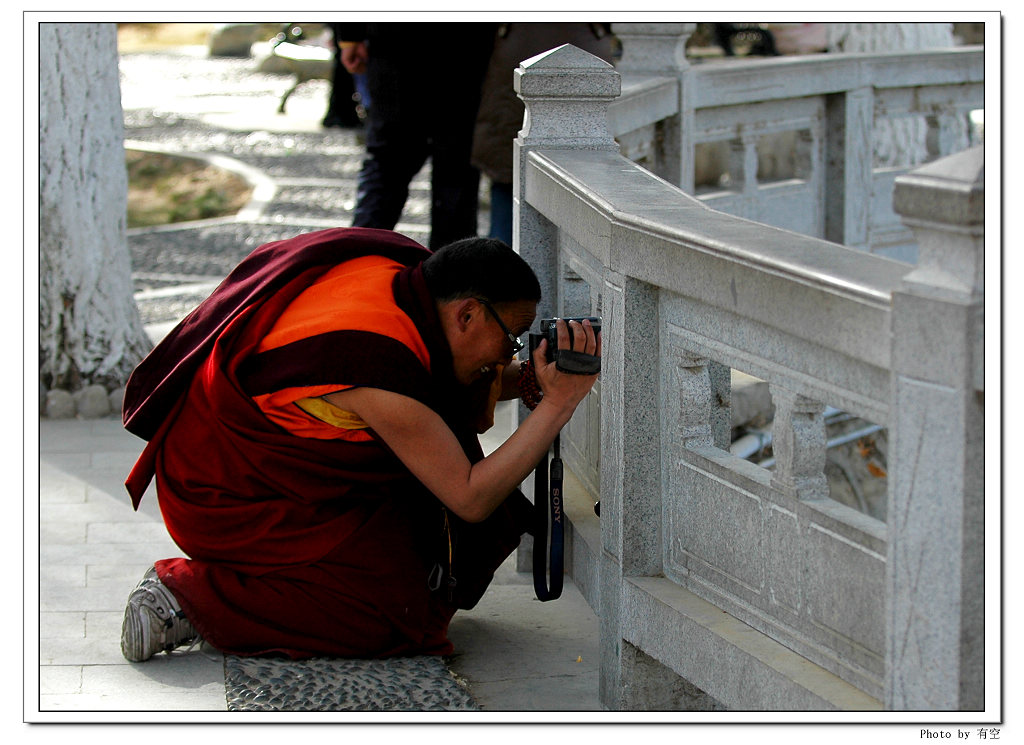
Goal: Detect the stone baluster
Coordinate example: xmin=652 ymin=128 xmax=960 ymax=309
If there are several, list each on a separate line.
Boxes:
xmin=795 ymin=128 xmax=817 ymax=182
xmin=925 ymin=109 xmax=971 ymax=161
xmin=728 ymin=128 xmax=761 ymax=197
xmin=886 ymin=146 xmax=984 ymax=710
xmin=672 ymin=349 xmax=716 ymax=449
xmin=769 ymin=386 xmax=829 ymax=501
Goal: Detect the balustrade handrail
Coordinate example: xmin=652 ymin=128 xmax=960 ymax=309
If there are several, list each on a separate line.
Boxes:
xmin=609 ymin=46 xmax=983 ymax=140
xmin=686 ymin=47 xmax=983 ymax=107
xmin=607 ymin=42 xmax=984 ymax=261
xmin=526 ymin=149 xmax=910 ymax=306
xmin=525 ymin=146 xmax=909 ymax=425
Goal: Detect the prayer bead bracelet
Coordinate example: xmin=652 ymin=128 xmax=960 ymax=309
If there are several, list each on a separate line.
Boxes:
xmin=518 ymin=359 xmax=543 ymax=410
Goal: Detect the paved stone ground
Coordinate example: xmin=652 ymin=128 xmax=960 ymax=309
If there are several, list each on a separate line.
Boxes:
xmin=224 ymin=655 xmax=477 ymax=712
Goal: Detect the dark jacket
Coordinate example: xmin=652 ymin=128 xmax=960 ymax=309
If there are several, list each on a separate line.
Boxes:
xmin=472 ymin=23 xmax=614 ymax=184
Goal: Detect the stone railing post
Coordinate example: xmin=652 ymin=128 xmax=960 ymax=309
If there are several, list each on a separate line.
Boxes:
xmin=513 ymin=44 xmax=620 ymax=322
xmin=513 ymin=45 xmax=620 ymax=572
xmin=599 ymin=274 xmax=672 ymax=710
xmin=612 ymin=22 xmax=695 ymax=191
xmin=610 ymin=23 xmax=742 ymax=457
xmin=612 ymin=22 xmax=692 ymax=74
xmin=515 ymin=46 xmax=686 ymax=709
xmin=886 ymin=146 xmax=985 ymax=710
xmin=824 ymin=85 xmax=873 ymax=250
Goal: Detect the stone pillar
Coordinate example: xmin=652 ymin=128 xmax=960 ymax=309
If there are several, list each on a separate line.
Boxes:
xmin=513 ymin=45 xmax=676 ymax=709
xmin=513 ymin=46 xmax=620 ymax=573
xmin=886 ymin=146 xmax=985 ymax=710
xmin=514 ymin=44 xmax=620 ymax=321
xmin=612 ymin=22 xmax=695 ymax=191
xmin=824 ymin=86 xmax=873 ymax=250
xmin=612 ymin=22 xmax=692 ymax=73
xmin=599 ymin=273 xmax=665 ymax=710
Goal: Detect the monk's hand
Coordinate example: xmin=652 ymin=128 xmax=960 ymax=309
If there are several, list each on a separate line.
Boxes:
xmin=532 ymin=319 xmax=601 ymax=414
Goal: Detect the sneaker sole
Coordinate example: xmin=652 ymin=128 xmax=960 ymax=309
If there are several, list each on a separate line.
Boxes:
xmin=120 ymin=569 xmax=195 ymax=662
xmin=120 ymin=600 xmax=154 ymax=662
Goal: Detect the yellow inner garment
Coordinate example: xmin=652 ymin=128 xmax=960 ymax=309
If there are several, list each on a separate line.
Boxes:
xmin=294 ymin=397 xmax=369 ymax=431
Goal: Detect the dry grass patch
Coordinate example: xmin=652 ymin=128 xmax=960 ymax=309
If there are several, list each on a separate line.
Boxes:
xmin=126 ymin=150 xmax=253 ymax=228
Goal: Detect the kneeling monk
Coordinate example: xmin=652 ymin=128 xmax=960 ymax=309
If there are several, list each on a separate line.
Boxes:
xmin=119 ymin=227 xmax=600 ymax=661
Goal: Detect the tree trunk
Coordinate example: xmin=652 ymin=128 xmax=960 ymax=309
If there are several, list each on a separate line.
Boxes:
xmin=38 ymin=22 xmax=150 ymax=393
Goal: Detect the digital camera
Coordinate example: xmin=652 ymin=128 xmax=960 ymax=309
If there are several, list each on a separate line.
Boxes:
xmin=540 ymin=317 xmax=601 ymax=348
xmin=532 ymin=317 xmax=602 ymax=375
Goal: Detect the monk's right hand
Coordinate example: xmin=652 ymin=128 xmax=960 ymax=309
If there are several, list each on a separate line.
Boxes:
xmin=531 ymin=319 xmax=601 ymax=415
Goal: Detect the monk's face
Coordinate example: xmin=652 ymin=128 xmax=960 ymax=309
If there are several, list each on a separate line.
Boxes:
xmin=450 ymin=298 xmax=536 ymax=385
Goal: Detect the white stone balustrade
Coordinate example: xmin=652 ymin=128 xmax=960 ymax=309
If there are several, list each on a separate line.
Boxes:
xmin=513 ymin=42 xmax=986 ymax=712
xmin=606 ymin=23 xmax=984 ymax=263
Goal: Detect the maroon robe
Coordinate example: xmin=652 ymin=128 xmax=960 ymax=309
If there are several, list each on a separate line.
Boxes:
xmin=122 ymin=227 xmax=532 ymax=658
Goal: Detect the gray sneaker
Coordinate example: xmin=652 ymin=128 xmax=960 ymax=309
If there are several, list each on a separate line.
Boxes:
xmin=120 ymin=566 xmax=198 ymax=662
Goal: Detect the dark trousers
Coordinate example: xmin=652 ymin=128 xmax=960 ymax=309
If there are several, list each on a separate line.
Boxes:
xmin=351 ymin=28 xmax=493 ymax=249
xmin=324 ymin=54 xmax=362 ymax=127
xmin=488 ymin=180 xmax=513 ymax=246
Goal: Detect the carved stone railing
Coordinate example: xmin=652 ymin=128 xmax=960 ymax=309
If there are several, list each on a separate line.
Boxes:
xmin=513 ymin=44 xmax=985 ymax=712
xmin=606 ymin=23 xmax=984 ymax=264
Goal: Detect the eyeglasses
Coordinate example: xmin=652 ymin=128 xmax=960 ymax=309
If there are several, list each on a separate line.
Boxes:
xmin=474 ymin=297 xmax=525 ymax=355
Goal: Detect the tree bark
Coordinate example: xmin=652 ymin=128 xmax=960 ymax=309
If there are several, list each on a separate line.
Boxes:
xmin=38 ymin=22 xmax=150 ymax=392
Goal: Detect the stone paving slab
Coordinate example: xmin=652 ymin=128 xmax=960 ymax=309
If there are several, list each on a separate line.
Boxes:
xmin=40 ymin=653 xmax=227 ymax=711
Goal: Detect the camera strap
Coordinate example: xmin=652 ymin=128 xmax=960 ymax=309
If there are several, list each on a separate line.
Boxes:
xmin=525 ymin=330 xmax=564 ymax=602
xmin=532 ymin=434 xmax=564 ymax=601
xmin=554 ymin=350 xmax=601 ymax=375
